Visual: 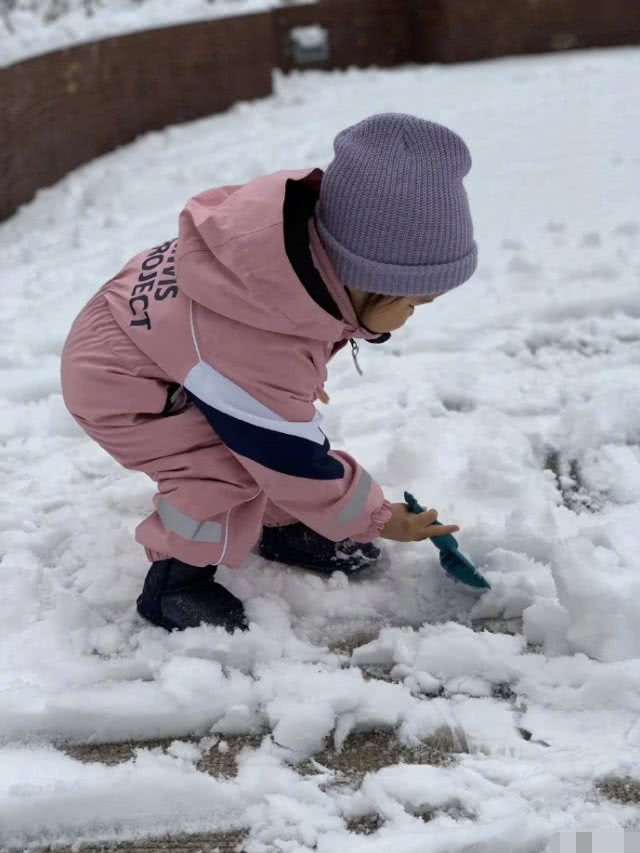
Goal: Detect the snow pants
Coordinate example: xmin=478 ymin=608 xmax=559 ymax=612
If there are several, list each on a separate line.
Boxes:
xmin=60 ymin=292 xmax=295 ymax=568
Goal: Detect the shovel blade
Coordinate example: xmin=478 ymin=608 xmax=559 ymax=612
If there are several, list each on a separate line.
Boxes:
xmin=440 ymin=550 xmax=491 ymax=590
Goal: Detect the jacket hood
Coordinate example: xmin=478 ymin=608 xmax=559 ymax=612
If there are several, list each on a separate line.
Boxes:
xmin=175 ymin=168 xmax=382 ymax=344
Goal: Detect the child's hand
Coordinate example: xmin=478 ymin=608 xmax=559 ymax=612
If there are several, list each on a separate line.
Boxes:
xmin=317 ymin=389 xmax=330 ymax=404
xmin=381 ymin=503 xmax=460 ymax=543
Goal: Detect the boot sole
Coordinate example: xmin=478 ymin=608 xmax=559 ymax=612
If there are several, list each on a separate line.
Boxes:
xmin=136 ymin=597 xmax=248 ymax=633
xmin=258 ymin=551 xmax=381 ymax=576
xmin=136 ymin=598 xmax=181 ymax=632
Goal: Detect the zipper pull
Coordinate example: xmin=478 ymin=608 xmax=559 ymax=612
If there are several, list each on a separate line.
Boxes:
xmin=350 ymin=338 xmax=364 ymax=376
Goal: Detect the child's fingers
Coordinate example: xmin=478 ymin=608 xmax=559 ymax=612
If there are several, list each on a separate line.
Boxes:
xmin=418 ymin=524 xmax=460 ymax=541
xmin=416 ymin=509 xmax=438 ymax=524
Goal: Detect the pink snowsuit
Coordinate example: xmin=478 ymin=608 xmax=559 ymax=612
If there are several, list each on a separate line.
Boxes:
xmin=61 ymin=168 xmax=392 ymax=568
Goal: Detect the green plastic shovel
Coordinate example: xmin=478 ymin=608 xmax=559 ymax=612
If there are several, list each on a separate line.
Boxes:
xmin=404 ymin=491 xmax=491 ymax=590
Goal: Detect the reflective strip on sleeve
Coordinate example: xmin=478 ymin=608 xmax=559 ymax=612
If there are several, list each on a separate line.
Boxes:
xmin=336 ymin=469 xmax=372 ymax=525
xmin=157 ymin=496 xmax=222 ymax=544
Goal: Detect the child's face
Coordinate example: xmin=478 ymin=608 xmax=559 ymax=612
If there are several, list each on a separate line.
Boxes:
xmin=350 ymin=291 xmax=442 ymax=333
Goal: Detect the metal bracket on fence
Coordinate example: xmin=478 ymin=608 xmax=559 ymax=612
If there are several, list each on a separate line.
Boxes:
xmin=289 ymin=25 xmax=330 ymax=65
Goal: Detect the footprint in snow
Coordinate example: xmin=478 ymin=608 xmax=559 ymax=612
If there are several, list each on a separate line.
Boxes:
xmin=614 ymin=222 xmax=639 ymax=238
xmin=507 ymin=255 xmax=541 ymax=276
xmin=580 ymin=231 xmax=601 ymax=248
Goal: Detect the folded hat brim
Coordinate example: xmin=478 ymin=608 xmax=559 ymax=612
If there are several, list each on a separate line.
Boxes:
xmin=315 ymin=216 xmax=478 ymax=297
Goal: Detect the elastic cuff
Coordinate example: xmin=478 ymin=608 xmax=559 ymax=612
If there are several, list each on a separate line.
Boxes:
xmin=144 ymin=547 xmax=171 ymax=562
xmin=351 ymin=500 xmax=392 ymax=543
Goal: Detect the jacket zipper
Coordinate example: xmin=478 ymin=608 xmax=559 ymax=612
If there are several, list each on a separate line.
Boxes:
xmin=350 ymin=338 xmax=363 ymax=376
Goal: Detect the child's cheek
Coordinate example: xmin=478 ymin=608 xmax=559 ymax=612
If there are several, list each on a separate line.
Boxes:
xmin=395 ymin=307 xmax=412 ymax=328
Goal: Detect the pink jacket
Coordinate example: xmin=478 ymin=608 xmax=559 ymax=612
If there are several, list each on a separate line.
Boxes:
xmin=97 ymin=168 xmax=392 ymax=552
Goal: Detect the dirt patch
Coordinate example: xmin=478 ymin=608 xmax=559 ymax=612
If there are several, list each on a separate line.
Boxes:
xmin=67 ymin=734 xmax=264 ymax=777
xmin=470 ymin=617 xmax=523 ymax=635
xmin=55 ymin=727 xmax=456 ymax=852
xmin=345 ymin=813 xmax=385 ymax=835
xmin=596 ymin=776 xmax=640 ymax=804
xmin=67 ymin=727 xmax=454 ymax=781
xmin=33 ymin=834 xmax=248 ymax=853
xmin=544 ymin=449 xmax=600 ymax=513
xmin=308 ymin=728 xmax=456 ymax=777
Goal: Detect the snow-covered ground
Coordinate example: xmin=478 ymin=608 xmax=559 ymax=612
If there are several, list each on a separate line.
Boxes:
xmin=2 ymin=48 xmax=640 ymax=851
xmin=0 ymin=0 xmax=314 ymax=67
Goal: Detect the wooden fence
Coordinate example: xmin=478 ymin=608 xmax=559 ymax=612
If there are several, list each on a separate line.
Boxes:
xmin=2 ymin=0 xmax=639 ymax=220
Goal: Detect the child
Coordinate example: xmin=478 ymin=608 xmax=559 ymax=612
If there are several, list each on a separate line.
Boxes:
xmin=61 ymin=113 xmax=477 ymax=633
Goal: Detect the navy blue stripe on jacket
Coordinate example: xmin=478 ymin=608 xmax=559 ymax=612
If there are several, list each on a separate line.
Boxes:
xmin=186 ymin=390 xmax=344 ymax=480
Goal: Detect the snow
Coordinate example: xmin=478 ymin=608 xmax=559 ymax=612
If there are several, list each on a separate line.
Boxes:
xmin=551 ymin=537 xmax=640 ymax=662
xmin=2 ymin=46 xmax=640 ymax=850
xmin=0 ymin=0 xmax=315 ymax=68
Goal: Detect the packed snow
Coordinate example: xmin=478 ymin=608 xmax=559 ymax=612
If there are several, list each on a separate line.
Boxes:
xmin=2 ymin=47 xmax=640 ymax=851
xmin=0 ymin=0 xmax=315 ymax=68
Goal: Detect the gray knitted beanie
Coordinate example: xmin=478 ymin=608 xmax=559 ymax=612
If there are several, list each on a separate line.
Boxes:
xmin=315 ymin=113 xmax=477 ymax=296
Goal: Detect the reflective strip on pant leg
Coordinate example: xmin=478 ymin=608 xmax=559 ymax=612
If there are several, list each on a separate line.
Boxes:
xmin=157 ymin=496 xmax=222 ymax=544
xmin=336 ymin=469 xmax=372 ymax=525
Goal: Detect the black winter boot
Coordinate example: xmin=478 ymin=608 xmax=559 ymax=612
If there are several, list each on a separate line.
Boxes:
xmin=258 ymin=522 xmax=381 ymax=575
xmin=136 ymin=559 xmax=247 ymax=632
